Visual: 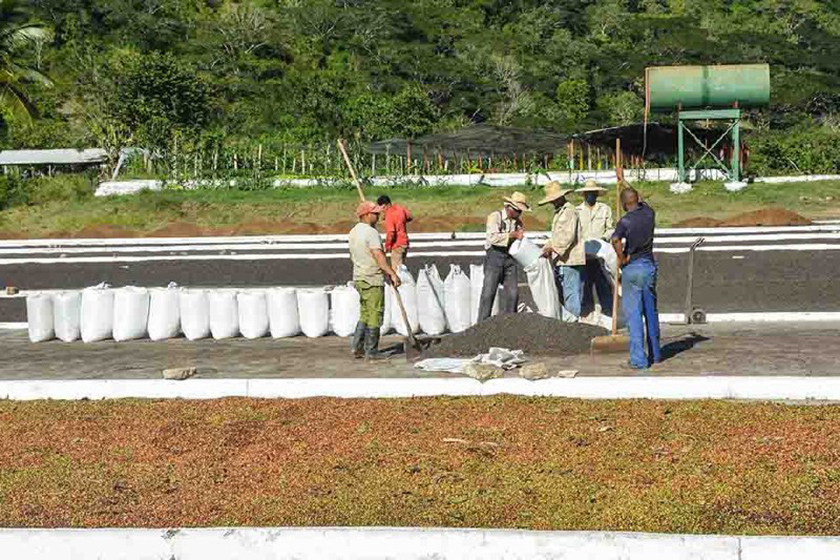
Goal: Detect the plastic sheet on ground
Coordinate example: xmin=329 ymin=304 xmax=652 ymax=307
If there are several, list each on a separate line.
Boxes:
xmin=414 ymin=347 xmax=526 ymax=374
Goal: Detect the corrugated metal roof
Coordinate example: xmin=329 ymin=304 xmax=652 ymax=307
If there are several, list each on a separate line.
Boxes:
xmin=0 ymin=149 xmax=107 ymax=165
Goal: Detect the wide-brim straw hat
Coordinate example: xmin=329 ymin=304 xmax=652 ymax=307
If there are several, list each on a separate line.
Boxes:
xmin=538 ymin=181 xmax=575 ymax=206
xmin=575 ymin=179 xmax=608 ymax=195
xmin=503 ymin=191 xmax=531 ymax=213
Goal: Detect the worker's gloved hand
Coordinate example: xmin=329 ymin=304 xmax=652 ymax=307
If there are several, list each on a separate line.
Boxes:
xmin=389 ymin=272 xmax=402 ymax=288
xmin=540 ymin=245 xmax=553 ymax=259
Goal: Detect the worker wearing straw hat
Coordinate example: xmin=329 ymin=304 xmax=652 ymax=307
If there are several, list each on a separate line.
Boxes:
xmin=539 ymin=181 xmax=586 ymax=318
xmin=576 ymin=180 xmax=614 ymax=318
xmin=477 ymin=192 xmax=530 ymax=322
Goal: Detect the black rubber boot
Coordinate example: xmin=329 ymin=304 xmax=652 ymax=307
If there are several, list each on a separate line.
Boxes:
xmin=364 ymin=327 xmax=389 ymax=361
xmin=351 ymin=321 xmax=366 ymax=359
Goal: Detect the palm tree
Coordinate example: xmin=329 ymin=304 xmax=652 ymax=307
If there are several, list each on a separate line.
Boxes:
xmin=0 ymin=0 xmax=52 ymax=119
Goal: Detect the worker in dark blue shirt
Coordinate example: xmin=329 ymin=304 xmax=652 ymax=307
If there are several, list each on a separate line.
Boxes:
xmin=611 ymin=187 xmax=661 ymax=369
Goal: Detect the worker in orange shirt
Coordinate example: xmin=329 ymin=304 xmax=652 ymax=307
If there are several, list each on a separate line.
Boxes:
xmin=377 ymin=195 xmax=413 ymax=269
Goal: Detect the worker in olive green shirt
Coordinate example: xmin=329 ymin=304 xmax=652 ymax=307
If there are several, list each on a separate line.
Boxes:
xmin=349 ymin=200 xmax=401 ymax=360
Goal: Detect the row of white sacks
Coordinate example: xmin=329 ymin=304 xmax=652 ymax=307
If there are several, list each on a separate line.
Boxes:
xmin=25 ymin=264 xmax=501 ymax=343
xmin=25 ymin=238 xmax=615 ymax=343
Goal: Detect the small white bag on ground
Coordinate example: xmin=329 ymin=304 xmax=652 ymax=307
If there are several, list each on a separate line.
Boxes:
xmin=416 ymin=266 xmax=447 ymax=336
xmin=330 ymin=284 xmax=361 ymax=337
xmin=444 ymin=264 xmax=472 ymax=333
xmin=148 ymin=284 xmax=180 ymax=341
xmin=179 ymin=289 xmax=210 ymax=341
xmin=53 ymin=291 xmax=81 ymax=342
xmin=524 ymin=258 xmax=562 ymax=320
xmin=209 ymin=289 xmax=240 ymax=339
xmin=112 ymin=286 xmax=150 ymax=342
xmin=267 ymin=288 xmax=300 ymax=338
xmin=26 ymin=294 xmax=54 ymax=343
xmin=298 ymin=288 xmax=329 ymax=338
xmin=238 ymin=290 xmax=269 ymax=339
xmin=393 ymin=265 xmax=420 ymax=336
xmin=80 ymin=284 xmax=115 ymax=343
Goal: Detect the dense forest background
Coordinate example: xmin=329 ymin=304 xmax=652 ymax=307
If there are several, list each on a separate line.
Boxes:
xmin=1 ymin=0 xmax=840 ymax=174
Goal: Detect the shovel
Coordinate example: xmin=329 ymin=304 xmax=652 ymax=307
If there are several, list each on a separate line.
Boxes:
xmin=389 ymin=280 xmax=441 ymax=361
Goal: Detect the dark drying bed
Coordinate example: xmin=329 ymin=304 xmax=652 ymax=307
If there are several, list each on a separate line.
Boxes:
xmin=425 ymin=313 xmax=607 ymax=357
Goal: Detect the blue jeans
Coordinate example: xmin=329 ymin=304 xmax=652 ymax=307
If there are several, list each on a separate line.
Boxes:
xmin=582 ymin=258 xmax=613 ymax=317
xmin=555 ymin=265 xmax=584 ymax=318
xmin=621 ymin=258 xmax=661 ymax=369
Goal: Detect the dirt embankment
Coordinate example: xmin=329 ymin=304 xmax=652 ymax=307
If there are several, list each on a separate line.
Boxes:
xmin=675 ymin=208 xmax=812 ymax=228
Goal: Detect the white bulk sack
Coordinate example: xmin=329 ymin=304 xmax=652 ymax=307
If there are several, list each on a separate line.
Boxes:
xmin=524 ymin=258 xmax=562 ymax=320
xmin=469 ymin=264 xmax=501 ymax=325
xmin=238 ymin=290 xmax=269 ymax=339
xmin=53 ymin=291 xmax=81 ymax=342
xmin=179 ymin=289 xmax=210 ymax=341
xmin=209 ymin=289 xmax=240 ymax=339
xmin=26 ymin=294 xmax=54 ymax=343
xmin=380 ymin=283 xmax=394 ymax=335
xmin=416 ymin=266 xmax=446 ymax=336
xmin=393 ymin=266 xmax=419 ymax=336
xmin=444 ymin=264 xmax=471 ymax=333
xmin=509 ymin=237 xmax=542 ymax=268
xmin=585 ymin=239 xmax=618 ymax=287
xmin=80 ymin=285 xmax=115 ymax=343
xmin=267 ymin=288 xmax=300 ymax=338
xmin=113 ymin=286 xmax=150 ymax=342
xmin=148 ymin=284 xmax=180 ymax=341
xmin=330 ymin=284 xmax=361 ymax=337
xmin=298 ymin=288 xmax=329 ymax=338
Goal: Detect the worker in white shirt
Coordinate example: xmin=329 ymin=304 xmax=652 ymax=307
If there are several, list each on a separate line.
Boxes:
xmin=575 ymin=180 xmax=614 ymax=317
xmin=477 ymin=191 xmax=530 ymax=322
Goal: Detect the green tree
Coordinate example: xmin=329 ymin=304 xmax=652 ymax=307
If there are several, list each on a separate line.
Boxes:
xmin=0 ymin=0 xmax=52 ymax=119
xmin=104 ymin=52 xmax=215 ymax=150
xmin=555 ymin=79 xmax=590 ymax=131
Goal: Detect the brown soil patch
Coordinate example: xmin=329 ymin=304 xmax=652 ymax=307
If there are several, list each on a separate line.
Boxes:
xmin=72 ymin=224 xmax=138 ymax=238
xmin=148 ymin=222 xmax=210 ymax=237
xmin=720 ymin=208 xmax=812 ymax=227
xmin=2 ymin=397 xmax=840 ymax=533
xmin=675 ymin=209 xmax=812 ymax=229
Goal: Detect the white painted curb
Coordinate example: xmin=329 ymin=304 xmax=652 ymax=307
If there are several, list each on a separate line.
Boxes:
xmin=4 ymin=376 xmax=840 ymax=401
xmin=0 ymin=527 xmax=837 ymax=560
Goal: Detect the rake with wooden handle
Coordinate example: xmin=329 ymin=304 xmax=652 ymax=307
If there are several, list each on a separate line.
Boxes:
xmin=590 ymin=138 xmax=630 ymax=355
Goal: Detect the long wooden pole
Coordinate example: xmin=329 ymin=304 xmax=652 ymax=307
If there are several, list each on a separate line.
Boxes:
xmin=611 ymin=138 xmax=622 ymax=335
xmin=337 ymin=138 xmax=366 ymax=202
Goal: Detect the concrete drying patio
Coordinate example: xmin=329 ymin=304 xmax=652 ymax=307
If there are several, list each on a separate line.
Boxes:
xmin=2 ymin=322 xmax=838 ymax=380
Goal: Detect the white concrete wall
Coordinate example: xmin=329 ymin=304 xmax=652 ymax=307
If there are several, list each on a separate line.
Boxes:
xmin=4 ymin=376 xmax=840 ymax=401
xmin=1 ymin=528 xmax=838 ymax=560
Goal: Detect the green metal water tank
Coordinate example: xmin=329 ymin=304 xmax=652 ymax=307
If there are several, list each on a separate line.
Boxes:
xmin=646 ymin=64 xmax=770 ymax=111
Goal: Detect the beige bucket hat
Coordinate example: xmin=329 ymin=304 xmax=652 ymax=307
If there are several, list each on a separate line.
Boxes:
xmin=538 ymin=181 xmax=575 ymax=206
xmin=575 ymin=179 xmax=608 ymax=195
xmin=503 ymin=191 xmax=531 ymax=212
